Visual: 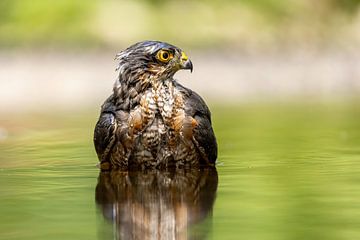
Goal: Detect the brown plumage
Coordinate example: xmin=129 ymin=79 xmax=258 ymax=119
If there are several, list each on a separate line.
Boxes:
xmin=94 ymin=41 xmax=217 ymax=170
xmin=95 ymin=168 xmax=218 ymax=239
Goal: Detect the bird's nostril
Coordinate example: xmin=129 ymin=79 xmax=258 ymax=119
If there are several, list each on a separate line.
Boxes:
xmin=181 ymin=52 xmax=188 ymax=61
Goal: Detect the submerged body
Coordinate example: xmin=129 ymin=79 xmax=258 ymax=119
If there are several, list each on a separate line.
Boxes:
xmin=94 ymin=41 xmax=217 ymax=169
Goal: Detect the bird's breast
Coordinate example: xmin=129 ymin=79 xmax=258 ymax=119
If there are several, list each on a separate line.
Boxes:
xmin=122 ymin=82 xmax=200 ymax=166
xmin=155 ymin=85 xmax=186 ymax=130
xmin=129 ymin=82 xmax=187 ymax=144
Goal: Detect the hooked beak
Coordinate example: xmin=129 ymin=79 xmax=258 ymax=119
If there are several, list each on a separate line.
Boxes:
xmin=180 ymin=51 xmax=193 ymax=73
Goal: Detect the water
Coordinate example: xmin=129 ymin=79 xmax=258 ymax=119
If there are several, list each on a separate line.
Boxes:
xmin=1 ymin=102 xmax=360 ymax=240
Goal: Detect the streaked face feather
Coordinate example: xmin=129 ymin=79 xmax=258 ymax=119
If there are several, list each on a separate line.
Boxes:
xmin=115 ymin=40 xmax=191 ymax=84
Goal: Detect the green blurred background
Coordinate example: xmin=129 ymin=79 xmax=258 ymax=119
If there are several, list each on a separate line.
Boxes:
xmin=0 ymin=0 xmax=360 ymax=112
xmin=1 ymin=1 xmax=360 ymax=240
xmin=1 ymin=0 xmax=360 ymax=50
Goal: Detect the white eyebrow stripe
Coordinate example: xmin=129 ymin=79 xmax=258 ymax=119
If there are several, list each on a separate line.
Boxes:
xmin=115 ymin=51 xmax=131 ymax=60
xmin=144 ymin=45 xmax=157 ymax=53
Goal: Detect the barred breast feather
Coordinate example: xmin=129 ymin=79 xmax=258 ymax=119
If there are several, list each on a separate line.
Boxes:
xmin=94 ymin=79 xmax=217 ymax=169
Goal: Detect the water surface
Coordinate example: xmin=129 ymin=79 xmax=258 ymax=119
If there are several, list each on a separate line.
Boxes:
xmin=1 ymin=102 xmax=360 ymax=239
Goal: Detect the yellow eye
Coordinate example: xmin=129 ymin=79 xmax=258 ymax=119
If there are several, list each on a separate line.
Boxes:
xmin=156 ymin=50 xmax=173 ymax=63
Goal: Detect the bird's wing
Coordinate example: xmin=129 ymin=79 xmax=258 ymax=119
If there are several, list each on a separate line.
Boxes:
xmin=93 ymin=96 xmax=118 ymax=164
xmin=176 ymin=82 xmax=218 ymax=164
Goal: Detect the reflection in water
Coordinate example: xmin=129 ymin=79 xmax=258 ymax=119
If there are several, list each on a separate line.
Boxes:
xmin=95 ymin=168 xmax=218 ymax=240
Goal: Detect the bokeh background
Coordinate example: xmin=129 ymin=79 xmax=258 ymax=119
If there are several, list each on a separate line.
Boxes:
xmin=1 ymin=0 xmax=360 ymax=112
xmin=1 ymin=1 xmax=360 ymax=240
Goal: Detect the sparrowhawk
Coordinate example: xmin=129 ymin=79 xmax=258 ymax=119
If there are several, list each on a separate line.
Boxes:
xmin=94 ymin=41 xmax=217 ymax=170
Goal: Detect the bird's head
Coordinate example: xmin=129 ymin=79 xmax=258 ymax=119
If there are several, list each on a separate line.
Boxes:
xmin=115 ymin=41 xmax=193 ymax=85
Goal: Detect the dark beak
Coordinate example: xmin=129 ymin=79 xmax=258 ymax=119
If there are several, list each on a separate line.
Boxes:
xmin=182 ymin=59 xmax=193 ymax=73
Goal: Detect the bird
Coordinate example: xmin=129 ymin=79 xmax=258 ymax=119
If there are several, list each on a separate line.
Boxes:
xmin=93 ymin=40 xmax=217 ymax=170
xmin=95 ymin=168 xmax=218 ymax=239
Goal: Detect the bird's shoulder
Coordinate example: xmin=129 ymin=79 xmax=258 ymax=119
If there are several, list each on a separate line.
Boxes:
xmin=100 ymin=94 xmax=117 ymax=114
xmin=100 ymin=93 xmax=131 ymax=115
xmin=174 ymin=81 xmax=217 ymax=164
xmin=174 ymin=81 xmax=211 ymax=121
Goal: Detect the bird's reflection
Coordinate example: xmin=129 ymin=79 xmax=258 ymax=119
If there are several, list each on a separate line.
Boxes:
xmin=95 ymin=168 xmax=218 ymax=240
